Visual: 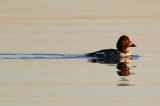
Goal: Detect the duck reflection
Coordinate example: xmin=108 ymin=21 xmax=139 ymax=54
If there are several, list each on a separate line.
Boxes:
xmin=88 ymin=56 xmax=136 ymax=76
xmin=117 ymin=62 xmax=130 ymax=76
xmin=88 ymin=56 xmax=137 ymax=86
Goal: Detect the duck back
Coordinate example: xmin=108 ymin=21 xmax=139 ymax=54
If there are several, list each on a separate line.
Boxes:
xmin=85 ymin=49 xmax=120 ymax=59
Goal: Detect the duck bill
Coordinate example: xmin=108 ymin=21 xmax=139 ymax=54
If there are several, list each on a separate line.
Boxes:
xmin=130 ymin=43 xmax=136 ymax=47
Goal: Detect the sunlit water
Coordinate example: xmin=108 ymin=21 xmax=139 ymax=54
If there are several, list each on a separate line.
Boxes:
xmin=0 ymin=0 xmax=160 ymax=106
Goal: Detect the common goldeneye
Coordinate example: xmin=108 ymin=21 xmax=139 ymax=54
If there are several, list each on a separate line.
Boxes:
xmin=85 ymin=35 xmax=136 ymax=58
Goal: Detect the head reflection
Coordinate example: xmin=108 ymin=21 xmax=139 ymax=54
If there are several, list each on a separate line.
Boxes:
xmin=117 ymin=62 xmax=130 ymax=76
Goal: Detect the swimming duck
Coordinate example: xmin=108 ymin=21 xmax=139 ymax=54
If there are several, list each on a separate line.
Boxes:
xmin=85 ymin=35 xmax=136 ymax=59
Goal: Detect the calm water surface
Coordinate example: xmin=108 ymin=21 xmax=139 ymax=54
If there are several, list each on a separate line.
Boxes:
xmin=0 ymin=0 xmax=160 ymax=106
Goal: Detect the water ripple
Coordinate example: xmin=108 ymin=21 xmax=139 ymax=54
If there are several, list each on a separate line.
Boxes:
xmin=0 ymin=53 xmax=141 ymax=60
xmin=0 ymin=53 xmax=87 ymax=60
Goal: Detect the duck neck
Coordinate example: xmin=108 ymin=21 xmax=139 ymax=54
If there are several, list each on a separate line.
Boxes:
xmin=117 ymin=47 xmax=128 ymax=53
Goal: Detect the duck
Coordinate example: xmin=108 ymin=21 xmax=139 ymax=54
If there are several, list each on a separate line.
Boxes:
xmin=85 ymin=35 xmax=136 ymax=59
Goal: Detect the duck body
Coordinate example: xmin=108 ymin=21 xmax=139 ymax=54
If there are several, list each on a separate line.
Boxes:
xmin=85 ymin=35 xmax=136 ymax=59
xmin=85 ymin=49 xmax=120 ymax=58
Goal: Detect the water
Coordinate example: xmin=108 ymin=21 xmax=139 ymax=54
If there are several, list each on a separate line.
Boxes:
xmin=0 ymin=0 xmax=160 ymax=106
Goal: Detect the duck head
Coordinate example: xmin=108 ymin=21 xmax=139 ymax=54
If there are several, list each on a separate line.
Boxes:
xmin=116 ymin=35 xmax=136 ymax=53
